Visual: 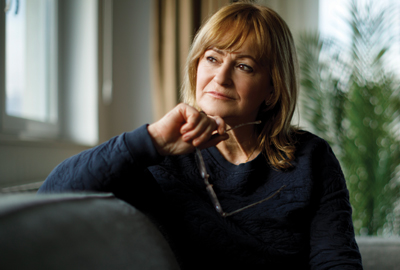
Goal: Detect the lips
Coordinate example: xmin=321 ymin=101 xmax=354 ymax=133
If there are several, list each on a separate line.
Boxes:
xmin=205 ymin=91 xmax=235 ymax=100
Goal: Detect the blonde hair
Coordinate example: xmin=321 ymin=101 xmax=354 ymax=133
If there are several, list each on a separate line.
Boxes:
xmin=181 ymin=2 xmax=299 ymax=170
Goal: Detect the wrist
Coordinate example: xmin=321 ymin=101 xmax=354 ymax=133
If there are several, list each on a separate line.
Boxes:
xmin=147 ymin=124 xmax=167 ymax=156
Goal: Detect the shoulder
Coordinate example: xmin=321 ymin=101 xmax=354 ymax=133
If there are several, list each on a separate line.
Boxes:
xmin=293 ymin=130 xmax=347 ymax=194
xmin=293 ymin=130 xmax=328 ymax=148
xmin=293 ymin=130 xmax=336 ymax=161
xmin=292 ymin=130 xmax=344 ymax=178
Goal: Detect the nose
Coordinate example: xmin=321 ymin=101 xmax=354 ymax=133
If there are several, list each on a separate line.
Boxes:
xmin=213 ymin=63 xmax=233 ymax=86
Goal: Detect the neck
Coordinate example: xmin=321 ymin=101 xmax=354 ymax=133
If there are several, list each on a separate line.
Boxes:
xmin=216 ymin=124 xmax=260 ymax=165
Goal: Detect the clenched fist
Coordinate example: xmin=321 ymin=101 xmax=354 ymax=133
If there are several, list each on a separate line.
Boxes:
xmin=147 ymin=103 xmax=229 ymax=156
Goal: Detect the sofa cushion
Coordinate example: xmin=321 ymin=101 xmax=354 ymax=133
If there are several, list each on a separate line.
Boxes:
xmin=0 ymin=193 xmax=179 ymax=270
xmin=356 ymin=236 xmax=400 ymax=270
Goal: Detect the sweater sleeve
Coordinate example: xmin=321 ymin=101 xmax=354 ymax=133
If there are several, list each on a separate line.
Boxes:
xmin=38 ymin=124 xmax=163 ymax=193
xmin=308 ymin=139 xmax=363 ymax=270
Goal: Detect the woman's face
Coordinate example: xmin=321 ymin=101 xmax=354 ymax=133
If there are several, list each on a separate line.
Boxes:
xmin=195 ymin=38 xmax=272 ymax=125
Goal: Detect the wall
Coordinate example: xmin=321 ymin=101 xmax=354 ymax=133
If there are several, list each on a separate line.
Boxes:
xmin=260 ymin=0 xmax=319 ymax=38
xmin=99 ymin=0 xmax=153 ymax=142
xmin=260 ymin=0 xmax=319 ymax=129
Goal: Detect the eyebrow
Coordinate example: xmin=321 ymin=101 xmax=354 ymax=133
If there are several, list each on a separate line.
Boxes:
xmin=210 ymin=47 xmax=258 ymax=63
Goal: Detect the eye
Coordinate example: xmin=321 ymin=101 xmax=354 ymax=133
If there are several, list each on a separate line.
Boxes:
xmin=206 ymin=56 xmax=217 ymax=63
xmin=237 ymin=64 xmax=253 ymax=72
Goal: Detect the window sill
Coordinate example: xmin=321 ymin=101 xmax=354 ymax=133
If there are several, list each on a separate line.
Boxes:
xmin=0 ymin=180 xmax=44 ymax=194
xmin=0 ymin=132 xmax=94 ymax=149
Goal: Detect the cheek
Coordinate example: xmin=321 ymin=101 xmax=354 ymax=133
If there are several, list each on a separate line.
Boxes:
xmin=241 ymin=79 xmax=265 ymax=97
xmin=195 ymin=85 xmax=201 ymax=103
xmin=241 ymin=80 xmax=270 ymax=106
xmin=253 ymin=76 xmax=272 ymax=97
xmin=196 ymin=64 xmax=210 ymax=93
xmin=195 ymin=67 xmax=204 ymax=102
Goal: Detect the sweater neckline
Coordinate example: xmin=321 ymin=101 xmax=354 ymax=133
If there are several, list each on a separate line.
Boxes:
xmin=204 ymin=146 xmax=266 ymax=173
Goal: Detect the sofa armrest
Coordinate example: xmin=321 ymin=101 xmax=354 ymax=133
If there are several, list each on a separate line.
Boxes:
xmin=0 ymin=193 xmax=179 ymax=270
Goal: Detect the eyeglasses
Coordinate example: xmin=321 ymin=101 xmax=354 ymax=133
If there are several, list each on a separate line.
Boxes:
xmin=195 ymin=121 xmax=286 ymax=217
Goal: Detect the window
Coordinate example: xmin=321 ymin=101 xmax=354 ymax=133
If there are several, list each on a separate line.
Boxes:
xmin=316 ymin=0 xmax=400 ymax=235
xmin=0 ymin=0 xmax=101 ymax=190
xmin=319 ymin=0 xmax=400 ymax=77
xmin=2 ymin=0 xmax=59 ymax=138
xmin=1 ymin=0 xmax=99 ymax=145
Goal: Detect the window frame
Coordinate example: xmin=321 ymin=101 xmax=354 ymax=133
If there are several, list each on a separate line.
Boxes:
xmin=1 ymin=0 xmax=60 ymax=140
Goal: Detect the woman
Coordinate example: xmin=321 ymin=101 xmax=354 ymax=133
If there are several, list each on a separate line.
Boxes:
xmin=39 ymin=2 xmax=363 ymax=269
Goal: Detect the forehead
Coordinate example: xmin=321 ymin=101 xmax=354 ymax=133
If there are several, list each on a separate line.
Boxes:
xmin=207 ymin=32 xmax=266 ymax=64
xmin=208 ymin=38 xmax=258 ymax=59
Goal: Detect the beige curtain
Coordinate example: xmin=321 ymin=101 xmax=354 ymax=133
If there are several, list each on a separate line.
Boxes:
xmin=151 ymin=0 xmax=231 ymax=121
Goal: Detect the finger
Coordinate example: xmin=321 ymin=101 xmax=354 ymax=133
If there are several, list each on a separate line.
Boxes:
xmin=213 ymin=116 xmax=226 ymax=135
xmin=192 ymin=119 xmax=227 ymax=146
xmin=179 ymin=106 xmax=203 ymax=134
xmin=182 ymin=112 xmax=215 ymax=140
xmin=184 ymin=116 xmax=219 ymax=144
xmin=206 ymin=115 xmax=226 ymax=135
xmin=198 ymin=133 xmax=229 ymax=149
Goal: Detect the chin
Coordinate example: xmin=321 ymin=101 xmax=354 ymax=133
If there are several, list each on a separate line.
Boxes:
xmin=200 ymin=106 xmax=230 ymax=118
xmin=198 ymin=100 xmax=229 ymax=116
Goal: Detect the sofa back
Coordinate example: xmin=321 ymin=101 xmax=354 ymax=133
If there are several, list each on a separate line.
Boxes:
xmin=0 ymin=193 xmax=179 ymax=270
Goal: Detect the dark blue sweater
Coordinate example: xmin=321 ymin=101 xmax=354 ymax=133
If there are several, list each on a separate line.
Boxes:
xmin=39 ymin=125 xmax=363 ymax=269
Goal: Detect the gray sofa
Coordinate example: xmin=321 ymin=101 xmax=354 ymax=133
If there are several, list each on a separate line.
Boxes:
xmin=356 ymin=236 xmax=400 ymax=270
xmin=0 ymin=193 xmax=179 ymax=270
xmin=0 ymin=193 xmax=399 ymax=270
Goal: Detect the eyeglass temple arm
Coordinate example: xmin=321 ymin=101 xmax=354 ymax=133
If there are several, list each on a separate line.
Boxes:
xmin=195 ymin=148 xmax=226 ymax=216
xmin=204 ymin=176 xmax=226 ymax=217
xmin=223 ymin=185 xmax=286 ymax=217
xmin=224 ymin=120 xmax=262 ymax=133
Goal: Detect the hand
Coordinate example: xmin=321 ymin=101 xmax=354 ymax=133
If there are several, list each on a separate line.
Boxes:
xmin=147 ymin=103 xmax=228 ymax=156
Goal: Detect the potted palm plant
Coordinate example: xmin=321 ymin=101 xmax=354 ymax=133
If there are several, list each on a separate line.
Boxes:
xmin=297 ymin=0 xmax=400 ymax=236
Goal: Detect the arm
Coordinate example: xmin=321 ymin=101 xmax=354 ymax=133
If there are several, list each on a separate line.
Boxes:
xmin=38 ymin=103 xmax=228 ymax=193
xmin=309 ymin=140 xmax=363 ymax=270
xmin=38 ymin=124 xmax=162 ymax=193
